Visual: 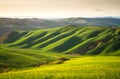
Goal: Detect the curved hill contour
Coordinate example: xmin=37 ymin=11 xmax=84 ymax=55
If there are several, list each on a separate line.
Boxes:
xmin=2 ymin=25 xmax=120 ymax=55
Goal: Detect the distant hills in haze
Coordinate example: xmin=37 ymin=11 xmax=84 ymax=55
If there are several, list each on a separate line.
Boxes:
xmin=0 ymin=17 xmax=120 ymax=37
xmin=0 ymin=17 xmax=120 ymax=29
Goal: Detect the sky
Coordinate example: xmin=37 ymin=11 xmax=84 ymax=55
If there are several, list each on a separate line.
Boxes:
xmin=0 ymin=0 xmax=120 ymax=18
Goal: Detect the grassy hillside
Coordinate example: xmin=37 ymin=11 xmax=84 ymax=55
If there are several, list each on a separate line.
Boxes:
xmin=0 ymin=46 xmax=73 ymax=73
xmin=0 ymin=56 xmax=120 ymax=79
xmin=2 ymin=25 xmax=120 ymax=55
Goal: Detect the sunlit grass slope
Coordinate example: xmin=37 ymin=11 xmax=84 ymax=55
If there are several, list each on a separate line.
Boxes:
xmin=3 ymin=25 xmax=120 ymax=55
xmin=0 ymin=56 xmax=120 ymax=79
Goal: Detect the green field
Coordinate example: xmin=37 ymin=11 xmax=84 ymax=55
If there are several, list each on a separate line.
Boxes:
xmin=0 ymin=25 xmax=120 ymax=79
xmin=0 ymin=56 xmax=120 ymax=79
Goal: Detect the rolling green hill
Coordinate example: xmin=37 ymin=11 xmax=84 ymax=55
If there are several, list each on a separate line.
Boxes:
xmin=0 ymin=46 xmax=73 ymax=72
xmin=1 ymin=25 xmax=120 ymax=55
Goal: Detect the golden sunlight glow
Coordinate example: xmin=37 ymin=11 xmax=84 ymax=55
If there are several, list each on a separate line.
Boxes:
xmin=0 ymin=0 xmax=120 ymax=18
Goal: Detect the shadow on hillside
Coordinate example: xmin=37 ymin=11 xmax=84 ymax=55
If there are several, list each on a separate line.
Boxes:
xmin=52 ymin=36 xmax=82 ymax=52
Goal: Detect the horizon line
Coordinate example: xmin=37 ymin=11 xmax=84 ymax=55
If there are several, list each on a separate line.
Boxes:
xmin=0 ymin=16 xmax=120 ymax=19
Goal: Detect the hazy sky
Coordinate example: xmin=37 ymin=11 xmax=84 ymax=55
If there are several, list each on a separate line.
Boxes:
xmin=0 ymin=0 xmax=120 ymax=18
